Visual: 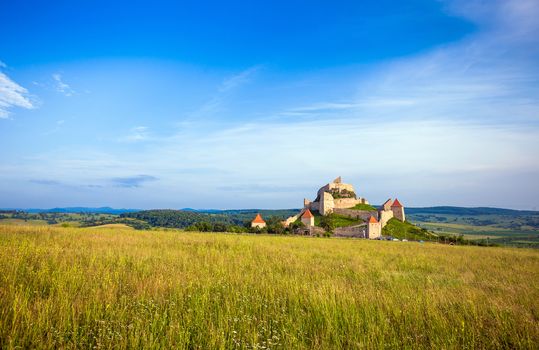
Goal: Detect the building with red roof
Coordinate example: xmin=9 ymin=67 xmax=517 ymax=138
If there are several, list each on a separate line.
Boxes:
xmin=391 ymin=198 xmax=403 ymax=207
xmin=367 ymin=215 xmax=381 ymax=239
xmin=251 ymin=213 xmax=266 ymax=229
xmin=391 ymin=198 xmax=405 ymax=221
xmin=301 ymin=209 xmax=315 ymax=227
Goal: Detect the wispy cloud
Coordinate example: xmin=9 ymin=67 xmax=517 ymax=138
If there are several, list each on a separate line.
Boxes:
xmin=284 ymin=99 xmax=417 ymax=116
xmin=111 ymin=175 xmax=158 ymax=188
xmin=0 ymin=65 xmax=34 ymax=119
xmin=119 ymin=126 xmax=150 ymax=143
xmin=219 ymin=66 xmax=260 ymax=93
xmin=29 ymin=179 xmax=61 ymax=186
xmin=52 ymin=73 xmax=74 ymax=96
xmin=187 ymin=65 xmax=261 ymax=121
xmin=339 ymin=0 xmax=539 ymax=124
xmin=266 ymin=0 xmax=539 ymax=130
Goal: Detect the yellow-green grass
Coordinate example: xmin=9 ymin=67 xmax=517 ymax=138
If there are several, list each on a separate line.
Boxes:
xmin=1 ymin=225 xmax=538 ymax=349
xmin=313 ymin=213 xmax=362 ymax=228
xmin=87 ymin=223 xmax=134 ymax=229
xmin=0 ymin=219 xmax=49 ymax=226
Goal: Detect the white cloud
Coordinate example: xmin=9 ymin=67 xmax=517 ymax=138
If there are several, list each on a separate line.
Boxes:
xmin=185 ymin=65 xmax=261 ymax=122
xmin=5 ymin=116 xmax=537 ymax=208
xmin=0 ymin=71 xmax=34 ymax=119
xmin=52 ymin=73 xmax=75 ymax=96
xmin=282 ymin=0 xmax=539 ymax=125
xmin=219 ymin=65 xmax=260 ymax=92
xmin=285 ymin=99 xmax=417 ymax=115
xmin=119 ymin=126 xmax=150 ymax=143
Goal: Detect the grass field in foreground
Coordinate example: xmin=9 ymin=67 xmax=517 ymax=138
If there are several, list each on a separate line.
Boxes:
xmin=1 ymin=225 xmax=538 ymax=349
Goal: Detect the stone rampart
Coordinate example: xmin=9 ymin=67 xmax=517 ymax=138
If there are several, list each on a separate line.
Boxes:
xmin=282 ymin=214 xmax=300 ymax=227
xmin=333 ymin=208 xmax=377 ymax=221
xmin=334 ymin=224 xmax=366 ymax=238
xmin=333 ymin=198 xmax=361 ymax=209
xmin=378 ymin=209 xmax=394 ymax=228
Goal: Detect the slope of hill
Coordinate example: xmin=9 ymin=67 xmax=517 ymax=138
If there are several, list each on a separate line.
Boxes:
xmin=382 ymin=218 xmax=437 ymax=241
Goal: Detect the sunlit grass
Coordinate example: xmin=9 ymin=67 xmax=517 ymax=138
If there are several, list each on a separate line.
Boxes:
xmin=348 ymin=203 xmax=377 ymax=211
xmin=1 ymin=225 xmax=538 ymax=349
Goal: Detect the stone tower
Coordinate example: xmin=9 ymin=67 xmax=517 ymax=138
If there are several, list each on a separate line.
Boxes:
xmin=367 ymin=216 xmax=381 ymax=239
xmin=301 ymin=209 xmax=315 ymax=227
xmin=391 ymin=199 xmax=405 ymax=222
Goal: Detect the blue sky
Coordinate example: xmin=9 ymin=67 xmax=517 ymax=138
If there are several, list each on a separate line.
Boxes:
xmin=1 ymin=0 xmax=538 ymax=210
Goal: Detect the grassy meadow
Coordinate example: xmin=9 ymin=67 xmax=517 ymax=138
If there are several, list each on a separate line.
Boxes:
xmin=1 ymin=225 xmax=538 ymax=349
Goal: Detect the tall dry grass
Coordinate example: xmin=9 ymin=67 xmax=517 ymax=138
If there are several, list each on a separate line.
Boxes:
xmin=0 ymin=225 xmax=538 ymax=349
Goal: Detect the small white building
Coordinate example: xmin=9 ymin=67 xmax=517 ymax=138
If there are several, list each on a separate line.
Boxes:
xmin=251 ymin=213 xmax=266 ymax=229
xmin=366 ymin=216 xmax=381 ymax=239
xmin=301 ymin=209 xmax=315 ymax=227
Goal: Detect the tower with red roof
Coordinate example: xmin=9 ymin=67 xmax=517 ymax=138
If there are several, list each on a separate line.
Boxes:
xmin=366 ymin=215 xmax=381 ymax=239
xmin=301 ymin=209 xmax=315 ymax=227
xmin=251 ymin=213 xmax=266 ymax=229
xmin=391 ymin=198 xmax=405 ymax=222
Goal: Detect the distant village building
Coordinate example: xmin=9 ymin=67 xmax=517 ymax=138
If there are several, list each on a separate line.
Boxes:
xmin=301 ymin=209 xmax=315 ymax=227
xmin=251 ymin=213 xmax=266 ymax=229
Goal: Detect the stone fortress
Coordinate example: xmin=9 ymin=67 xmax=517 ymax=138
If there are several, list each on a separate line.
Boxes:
xmin=253 ymin=177 xmax=406 ymax=239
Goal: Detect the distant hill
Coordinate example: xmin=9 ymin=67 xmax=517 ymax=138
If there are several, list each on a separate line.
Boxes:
xmin=406 ymin=206 xmax=538 ymax=216
xmin=121 ymin=209 xmax=300 ymax=229
xmin=1 ymin=207 xmax=140 ymax=215
xmin=2 ymin=206 xmax=538 ymax=216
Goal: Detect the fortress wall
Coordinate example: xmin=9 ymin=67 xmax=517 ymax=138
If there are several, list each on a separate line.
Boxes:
xmin=317 ymin=184 xmax=331 ymax=197
xmin=319 ymin=192 xmax=334 ymax=215
xmin=328 ymin=182 xmax=355 ymax=193
xmin=309 ymin=202 xmax=320 ymax=211
xmin=334 ymin=198 xmax=361 ymax=209
xmin=333 ymin=208 xmax=377 ymax=221
xmin=334 ymin=225 xmax=366 ymax=238
xmin=317 ymin=182 xmax=356 ymax=197
xmin=311 ymin=226 xmax=326 ymax=236
xmin=379 ymin=210 xmax=394 ymax=228
xmin=381 ymin=199 xmax=392 ymax=211
xmin=282 ymin=214 xmax=300 ymax=227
